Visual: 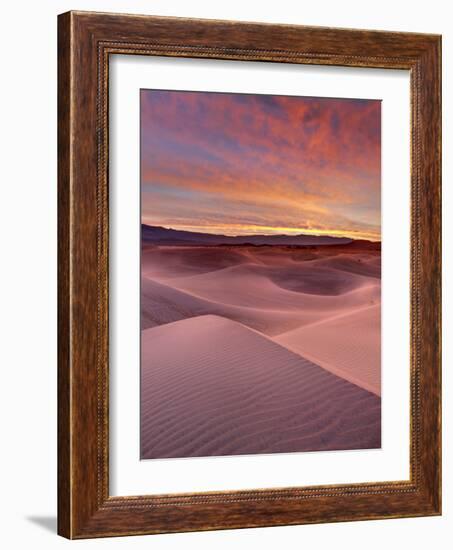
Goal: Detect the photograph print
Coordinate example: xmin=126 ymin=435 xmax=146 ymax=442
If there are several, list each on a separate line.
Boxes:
xmin=140 ymin=89 xmax=381 ymax=460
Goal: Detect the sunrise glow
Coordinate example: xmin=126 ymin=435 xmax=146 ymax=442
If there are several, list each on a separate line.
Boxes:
xmin=141 ymin=90 xmax=381 ymax=241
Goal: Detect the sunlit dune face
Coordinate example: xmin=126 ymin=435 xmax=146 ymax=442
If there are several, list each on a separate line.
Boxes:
xmin=141 ymin=90 xmax=381 ymax=241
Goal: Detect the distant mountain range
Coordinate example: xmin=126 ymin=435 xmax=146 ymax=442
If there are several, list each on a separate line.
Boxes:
xmin=142 ymin=224 xmax=356 ymax=247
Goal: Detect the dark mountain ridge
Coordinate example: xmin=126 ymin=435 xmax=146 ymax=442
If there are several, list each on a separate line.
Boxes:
xmin=142 ymin=224 xmax=366 ymax=247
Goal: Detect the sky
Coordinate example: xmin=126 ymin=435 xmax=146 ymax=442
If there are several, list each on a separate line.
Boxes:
xmin=141 ymin=89 xmax=381 ymax=241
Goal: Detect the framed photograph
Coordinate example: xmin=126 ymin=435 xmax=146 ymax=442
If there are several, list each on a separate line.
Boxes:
xmin=58 ymin=11 xmax=441 ymax=539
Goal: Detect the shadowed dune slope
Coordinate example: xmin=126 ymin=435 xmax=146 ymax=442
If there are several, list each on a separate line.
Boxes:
xmin=141 ymin=315 xmax=381 ymax=459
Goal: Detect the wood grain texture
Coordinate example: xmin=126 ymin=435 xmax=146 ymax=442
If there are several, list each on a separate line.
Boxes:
xmin=57 ymin=10 xmax=441 ymax=539
xmin=57 ymin=11 xmax=71 ymax=538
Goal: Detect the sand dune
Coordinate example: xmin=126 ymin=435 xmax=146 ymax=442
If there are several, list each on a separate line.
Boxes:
xmin=142 ymin=246 xmax=250 ymax=280
xmin=141 ymin=277 xmax=323 ymax=334
xmin=150 ymin=257 xmax=379 ymax=308
xmin=141 ymin=315 xmax=381 ymax=459
xmin=146 ymin=261 xmax=380 ymax=336
xmin=172 ymin=261 xmax=374 ymax=298
xmin=140 ymin=243 xmax=381 ymax=458
xmin=275 ymin=304 xmax=381 ymax=395
xmin=313 ymin=254 xmax=381 ymax=278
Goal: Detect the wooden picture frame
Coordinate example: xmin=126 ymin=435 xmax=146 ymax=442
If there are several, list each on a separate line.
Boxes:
xmin=58 ymin=10 xmax=441 ymax=539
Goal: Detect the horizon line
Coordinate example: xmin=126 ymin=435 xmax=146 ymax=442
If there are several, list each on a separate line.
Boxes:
xmin=142 ymin=222 xmax=382 ymax=242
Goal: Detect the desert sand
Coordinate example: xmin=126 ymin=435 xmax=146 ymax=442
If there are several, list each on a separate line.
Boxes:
xmin=141 ymin=315 xmax=381 ymax=458
xmin=140 ymin=240 xmax=381 ymax=458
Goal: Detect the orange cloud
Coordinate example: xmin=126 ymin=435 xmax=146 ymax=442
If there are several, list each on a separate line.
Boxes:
xmin=141 ymin=90 xmax=381 ymax=240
